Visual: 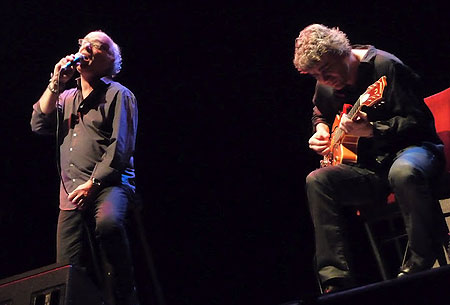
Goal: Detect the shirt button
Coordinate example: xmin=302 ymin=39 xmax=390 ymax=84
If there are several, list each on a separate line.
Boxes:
xmin=69 ymin=148 xmax=73 ymax=151
xmin=72 ymin=179 xmax=76 ymax=182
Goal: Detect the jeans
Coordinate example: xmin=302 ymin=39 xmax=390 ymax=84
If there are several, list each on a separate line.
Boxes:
xmin=306 ymin=144 xmax=445 ymax=284
xmin=57 ymin=185 xmax=138 ymax=305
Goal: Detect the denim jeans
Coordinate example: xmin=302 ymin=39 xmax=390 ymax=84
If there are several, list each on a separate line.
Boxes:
xmin=306 ymin=144 xmax=445 ymax=284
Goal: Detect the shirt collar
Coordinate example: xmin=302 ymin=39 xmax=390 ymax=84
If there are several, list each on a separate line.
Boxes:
xmin=75 ymin=77 xmax=113 ymax=90
xmin=333 ymin=45 xmax=377 ymax=96
xmin=353 ymin=44 xmax=377 ymax=65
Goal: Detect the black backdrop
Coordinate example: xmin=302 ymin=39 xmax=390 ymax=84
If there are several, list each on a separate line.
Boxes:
xmin=2 ymin=1 xmax=450 ymax=305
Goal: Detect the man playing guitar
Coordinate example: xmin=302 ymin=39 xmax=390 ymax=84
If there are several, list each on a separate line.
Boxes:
xmin=294 ymin=24 xmax=446 ymax=293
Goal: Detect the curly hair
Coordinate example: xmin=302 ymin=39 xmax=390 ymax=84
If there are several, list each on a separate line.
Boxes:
xmin=293 ymin=24 xmax=351 ymax=72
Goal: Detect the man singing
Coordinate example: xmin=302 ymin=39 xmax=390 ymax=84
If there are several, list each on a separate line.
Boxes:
xmin=31 ymin=30 xmax=139 ymax=305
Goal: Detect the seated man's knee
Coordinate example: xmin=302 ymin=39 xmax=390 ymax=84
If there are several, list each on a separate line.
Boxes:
xmin=306 ymin=169 xmax=326 ymax=191
xmin=388 ymin=159 xmax=423 ymax=189
xmin=305 ymin=169 xmax=334 ymax=210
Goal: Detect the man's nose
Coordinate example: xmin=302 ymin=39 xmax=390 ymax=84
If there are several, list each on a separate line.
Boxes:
xmin=316 ymin=76 xmax=329 ymax=84
xmin=322 ymin=74 xmax=332 ymax=82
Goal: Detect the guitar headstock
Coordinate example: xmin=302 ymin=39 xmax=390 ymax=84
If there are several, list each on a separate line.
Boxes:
xmin=360 ymin=76 xmax=387 ymax=107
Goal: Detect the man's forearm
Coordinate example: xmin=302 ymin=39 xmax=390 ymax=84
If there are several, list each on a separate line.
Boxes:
xmin=38 ymin=82 xmax=60 ymax=114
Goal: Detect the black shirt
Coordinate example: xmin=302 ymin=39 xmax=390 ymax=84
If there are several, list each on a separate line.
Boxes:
xmin=311 ymin=45 xmax=442 ymax=169
xmin=31 ymin=77 xmax=138 ymax=210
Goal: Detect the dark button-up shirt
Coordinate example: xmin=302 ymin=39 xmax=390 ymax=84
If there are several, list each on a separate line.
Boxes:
xmin=311 ymin=45 xmax=442 ymax=169
xmin=31 ymin=77 xmax=138 ymax=210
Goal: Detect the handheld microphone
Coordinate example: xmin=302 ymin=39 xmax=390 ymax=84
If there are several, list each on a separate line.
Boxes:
xmin=61 ymin=53 xmax=87 ymax=71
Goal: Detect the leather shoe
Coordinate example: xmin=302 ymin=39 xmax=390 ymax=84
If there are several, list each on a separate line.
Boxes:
xmin=322 ymin=277 xmax=354 ymax=294
xmin=397 ymin=258 xmax=435 ymax=278
xmin=323 ymin=284 xmax=341 ymax=294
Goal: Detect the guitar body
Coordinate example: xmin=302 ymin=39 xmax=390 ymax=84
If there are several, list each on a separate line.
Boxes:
xmin=320 ymin=76 xmax=387 ymax=168
xmin=328 ymin=114 xmax=359 ymax=166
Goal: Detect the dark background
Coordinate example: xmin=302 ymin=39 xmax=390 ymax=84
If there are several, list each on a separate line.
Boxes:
xmin=2 ymin=1 xmax=450 ymax=305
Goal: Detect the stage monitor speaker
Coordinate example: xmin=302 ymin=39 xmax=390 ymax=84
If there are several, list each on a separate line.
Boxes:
xmin=0 ymin=263 xmax=103 ymax=305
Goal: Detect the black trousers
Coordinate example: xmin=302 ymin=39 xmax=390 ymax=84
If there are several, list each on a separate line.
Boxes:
xmin=306 ymin=145 xmax=446 ymax=284
xmin=56 ymin=185 xmax=138 ymax=304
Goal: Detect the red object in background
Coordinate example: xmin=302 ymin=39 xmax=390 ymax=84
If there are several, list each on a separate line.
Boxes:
xmin=425 ymin=87 xmax=450 ymax=173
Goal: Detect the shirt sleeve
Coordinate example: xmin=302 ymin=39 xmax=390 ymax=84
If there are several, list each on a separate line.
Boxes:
xmin=370 ymin=62 xmax=437 ymax=146
xmin=30 ymin=100 xmax=58 ymax=135
xmin=311 ymin=104 xmax=331 ymax=132
xmin=91 ymin=88 xmax=138 ymax=184
xmin=311 ymin=84 xmax=341 ymax=133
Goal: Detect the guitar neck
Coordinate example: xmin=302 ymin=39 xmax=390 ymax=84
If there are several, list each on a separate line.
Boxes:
xmin=347 ymin=97 xmax=362 ymax=120
xmin=332 ymin=97 xmax=363 ymax=143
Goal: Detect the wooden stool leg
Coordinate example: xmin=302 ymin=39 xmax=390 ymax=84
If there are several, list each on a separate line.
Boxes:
xmin=132 ymin=195 xmax=167 ymax=305
xmin=313 ymin=256 xmax=324 ymax=294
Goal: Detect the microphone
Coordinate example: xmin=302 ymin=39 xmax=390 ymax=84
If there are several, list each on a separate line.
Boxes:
xmin=61 ymin=53 xmax=87 ymax=71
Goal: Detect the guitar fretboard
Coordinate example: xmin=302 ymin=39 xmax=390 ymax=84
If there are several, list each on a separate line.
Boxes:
xmin=331 ymin=97 xmax=363 ymax=145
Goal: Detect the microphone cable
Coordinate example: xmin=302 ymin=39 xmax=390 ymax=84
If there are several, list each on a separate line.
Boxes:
xmin=54 ymin=71 xmax=70 ymax=196
xmin=54 ymin=55 xmax=86 ymax=196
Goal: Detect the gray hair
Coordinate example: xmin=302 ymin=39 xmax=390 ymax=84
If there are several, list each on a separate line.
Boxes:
xmin=293 ymin=24 xmax=351 ymax=72
xmin=109 ymin=40 xmax=122 ymax=77
xmin=88 ymin=30 xmax=122 ymax=77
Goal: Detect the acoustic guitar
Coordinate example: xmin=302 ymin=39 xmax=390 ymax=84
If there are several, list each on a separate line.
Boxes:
xmin=321 ymin=76 xmax=387 ymax=167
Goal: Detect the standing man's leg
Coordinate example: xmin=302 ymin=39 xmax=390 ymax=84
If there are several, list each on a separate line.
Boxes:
xmin=94 ymin=186 xmax=139 ymax=305
xmin=56 ymin=209 xmax=85 ymax=266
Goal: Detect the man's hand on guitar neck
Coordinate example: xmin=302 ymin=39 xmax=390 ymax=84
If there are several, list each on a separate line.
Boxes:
xmin=309 ymin=123 xmax=331 ymax=156
xmin=339 ymin=111 xmax=374 ymax=138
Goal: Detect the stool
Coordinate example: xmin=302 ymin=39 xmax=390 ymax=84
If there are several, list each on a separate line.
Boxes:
xmin=357 ymin=195 xmax=408 ymax=281
xmin=360 ymin=193 xmax=449 ymax=281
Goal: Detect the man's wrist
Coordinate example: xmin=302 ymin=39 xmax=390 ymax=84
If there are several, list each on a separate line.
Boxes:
xmin=47 ymin=73 xmax=65 ymax=94
xmin=316 ymin=122 xmax=330 ymax=133
xmin=47 ymin=82 xmax=59 ymax=94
